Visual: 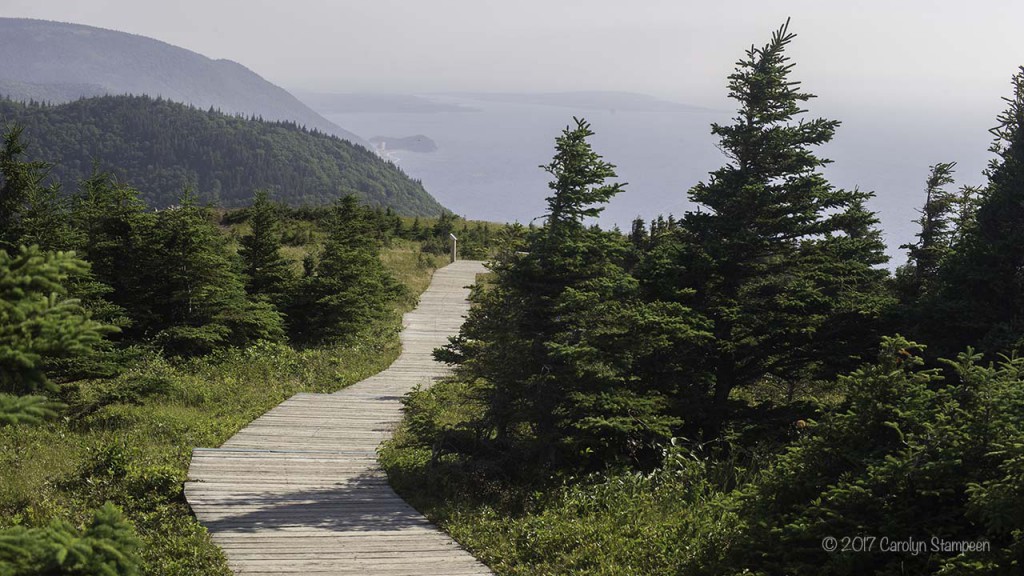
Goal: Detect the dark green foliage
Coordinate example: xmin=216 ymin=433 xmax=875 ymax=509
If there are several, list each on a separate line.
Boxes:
xmin=440 ymin=119 xmax=710 ymax=469
xmin=0 ymin=94 xmax=445 ymax=215
xmin=727 ymin=337 xmax=1024 ymax=575
xmin=69 ymin=170 xmax=145 ymax=312
xmin=640 ymin=20 xmax=892 ymax=438
xmin=931 ymin=68 xmax=1024 ymax=355
xmin=0 ymin=502 xmax=141 ymax=575
xmin=0 ymin=394 xmax=59 ymax=426
xmin=0 ymin=125 xmax=44 ymax=251
xmin=125 ymin=194 xmax=284 ymax=356
xmin=0 ymin=125 xmax=79 ymax=253
xmin=238 ymin=190 xmax=294 ymax=306
xmin=286 ymin=196 xmax=404 ymax=344
xmin=897 ymin=162 xmax=959 ymax=301
xmin=0 ymin=246 xmax=113 ymax=394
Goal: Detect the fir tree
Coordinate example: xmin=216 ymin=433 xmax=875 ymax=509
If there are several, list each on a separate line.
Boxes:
xmin=933 ymin=67 xmax=1024 ymax=355
xmin=0 ymin=246 xmax=114 ymax=395
xmin=730 ymin=338 xmax=1024 ymax=574
xmin=238 ymin=190 xmax=293 ymax=305
xmin=286 ymin=196 xmax=403 ymax=344
xmin=896 ymin=162 xmax=958 ymax=302
xmin=0 ymin=125 xmax=73 ymax=252
xmin=0 ymin=502 xmax=141 ymax=575
xmin=129 ymin=192 xmax=283 ymax=355
xmin=71 ymin=169 xmax=146 ymax=306
xmin=441 ymin=119 xmax=711 ymax=468
xmin=642 ymin=20 xmax=892 ymax=438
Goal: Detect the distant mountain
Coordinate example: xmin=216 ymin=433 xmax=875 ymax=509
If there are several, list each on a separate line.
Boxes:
xmin=0 ymin=95 xmax=446 ymax=216
xmin=0 ymin=18 xmax=368 ymax=147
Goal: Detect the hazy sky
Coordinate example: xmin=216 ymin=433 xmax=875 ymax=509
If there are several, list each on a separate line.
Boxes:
xmin=3 ymin=0 xmax=1023 ymax=113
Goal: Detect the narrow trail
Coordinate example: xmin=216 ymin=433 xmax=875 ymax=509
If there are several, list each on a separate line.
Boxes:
xmin=185 ymin=260 xmax=491 ymax=575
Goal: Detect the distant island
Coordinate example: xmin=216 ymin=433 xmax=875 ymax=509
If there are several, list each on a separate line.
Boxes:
xmin=369 ymin=135 xmax=439 ymax=153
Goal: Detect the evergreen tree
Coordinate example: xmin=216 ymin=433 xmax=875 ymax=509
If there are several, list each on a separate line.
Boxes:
xmin=0 ymin=246 xmax=113 ymax=395
xmin=0 ymin=393 xmax=60 ymax=426
xmin=729 ymin=337 xmax=1024 ymax=575
xmin=13 ymin=181 xmax=80 ymax=253
xmin=0 ymin=126 xmax=39 ymax=251
xmin=238 ymin=190 xmax=293 ymax=305
xmin=286 ymin=196 xmax=403 ymax=344
xmin=0 ymin=502 xmax=141 ymax=575
xmin=896 ymin=162 xmax=958 ymax=302
xmin=71 ymin=169 xmax=146 ymax=307
xmin=440 ymin=119 xmax=710 ymax=468
xmin=129 ymin=192 xmax=283 ymax=355
xmin=933 ymin=67 xmax=1024 ymax=355
xmin=0 ymin=125 xmax=75 ymax=252
xmin=642 ymin=20 xmax=892 ymax=438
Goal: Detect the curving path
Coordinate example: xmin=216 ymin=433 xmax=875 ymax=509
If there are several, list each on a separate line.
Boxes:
xmin=185 ymin=260 xmax=491 ymax=575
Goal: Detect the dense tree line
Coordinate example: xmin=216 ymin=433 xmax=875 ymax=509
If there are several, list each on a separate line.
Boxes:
xmin=400 ymin=21 xmax=1024 ymax=574
xmin=0 ymin=94 xmax=445 ymax=215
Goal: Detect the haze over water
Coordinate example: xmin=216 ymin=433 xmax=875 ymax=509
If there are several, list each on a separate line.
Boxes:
xmin=319 ymin=92 xmax=997 ymax=264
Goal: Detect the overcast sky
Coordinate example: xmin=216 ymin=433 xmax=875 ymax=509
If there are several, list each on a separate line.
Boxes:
xmin=3 ymin=0 xmax=1023 ymax=113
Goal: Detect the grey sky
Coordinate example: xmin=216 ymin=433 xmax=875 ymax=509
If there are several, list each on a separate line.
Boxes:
xmin=3 ymin=0 xmax=1023 ymax=114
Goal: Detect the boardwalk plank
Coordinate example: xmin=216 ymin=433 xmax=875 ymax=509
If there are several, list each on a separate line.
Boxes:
xmin=185 ymin=261 xmax=491 ymax=575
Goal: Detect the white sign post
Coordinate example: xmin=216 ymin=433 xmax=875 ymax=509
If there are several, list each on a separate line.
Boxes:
xmin=449 ymin=233 xmax=458 ymax=263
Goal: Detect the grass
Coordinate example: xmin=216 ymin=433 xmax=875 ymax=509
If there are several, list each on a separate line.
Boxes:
xmin=0 ymin=245 xmax=449 ymax=575
xmin=379 ymin=377 xmax=741 ymax=576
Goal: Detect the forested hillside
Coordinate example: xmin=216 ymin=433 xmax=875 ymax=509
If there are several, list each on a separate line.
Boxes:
xmin=0 ymin=95 xmax=446 ymax=215
xmin=0 ymin=18 xmax=367 ymax=146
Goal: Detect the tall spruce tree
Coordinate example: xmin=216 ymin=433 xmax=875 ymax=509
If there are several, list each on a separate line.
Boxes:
xmin=642 ymin=20 xmax=891 ymax=438
xmin=896 ymin=162 xmax=958 ymax=302
xmin=934 ymin=67 xmax=1024 ymax=354
xmin=286 ymin=196 xmax=403 ymax=344
xmin=0 ymin=126 xmax=47 ymax=252
xmin=0 ymin=125 xmax=81 ymax=253
xmin=71 ymin=169 xmax=146 ymax=306
xmin=440 ymin=119 xmax=711 ymax=468
xmin=239 ymin=190 xmax=293 ymax=306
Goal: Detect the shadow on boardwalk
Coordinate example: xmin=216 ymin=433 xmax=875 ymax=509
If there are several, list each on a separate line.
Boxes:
xmin=198 ymin=471 xmax=432 ymax=533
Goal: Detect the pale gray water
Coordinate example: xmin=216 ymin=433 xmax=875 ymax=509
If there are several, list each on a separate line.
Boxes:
xmin=318 ymin=93 xmax=998 ymax=265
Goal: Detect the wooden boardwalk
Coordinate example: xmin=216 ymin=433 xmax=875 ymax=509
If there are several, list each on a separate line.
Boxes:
xmin=185 ymin=260 xmax=491 ymax=575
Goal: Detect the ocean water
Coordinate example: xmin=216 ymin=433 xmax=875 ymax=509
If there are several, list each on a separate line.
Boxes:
xmin=321 ymin=93 xmax=998 ymax=264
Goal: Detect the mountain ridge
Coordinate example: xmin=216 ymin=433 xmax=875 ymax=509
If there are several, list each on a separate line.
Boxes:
xmin=0 ymin=17 xmax=369 ymax=147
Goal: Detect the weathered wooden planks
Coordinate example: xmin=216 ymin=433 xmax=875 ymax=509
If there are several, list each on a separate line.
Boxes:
xmin=185 ymin=260 xmax=491 ymax=575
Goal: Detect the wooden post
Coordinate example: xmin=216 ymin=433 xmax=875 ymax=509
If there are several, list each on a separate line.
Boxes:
xmin=449 ymin=233 xmax=458 ymax=263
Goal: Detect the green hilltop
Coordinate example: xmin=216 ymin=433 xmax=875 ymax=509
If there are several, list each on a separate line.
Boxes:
xmin=0 ymin=94 xmax=447 ymax=216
